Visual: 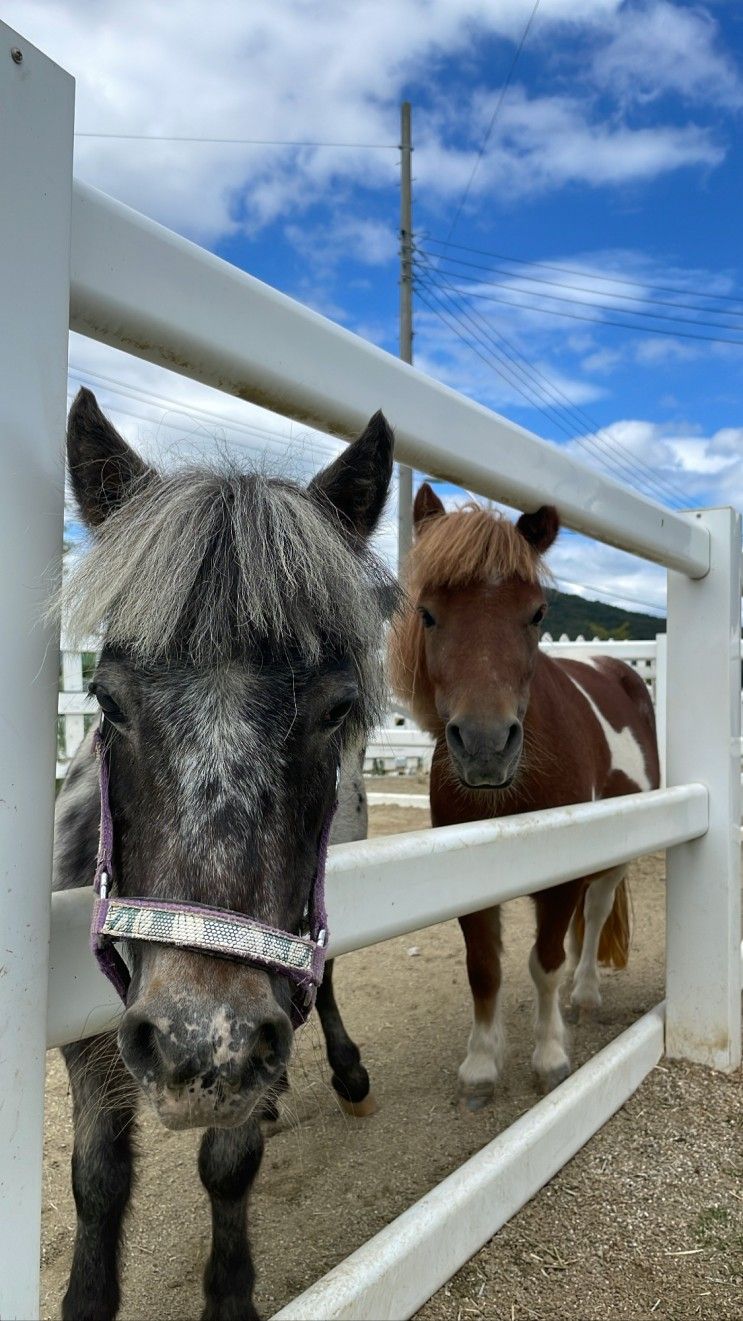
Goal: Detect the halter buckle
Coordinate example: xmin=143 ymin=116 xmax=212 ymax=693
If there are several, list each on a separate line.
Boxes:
xmin=99 ymin=870 xmax=110 ymax=900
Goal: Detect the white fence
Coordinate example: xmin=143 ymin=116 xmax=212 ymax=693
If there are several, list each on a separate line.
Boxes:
xmin=54 ymin=637 xmax=664 ymax=780
xmin=57 ymin=636 xmax=743 ymax=791
xmin=2 ymin=23 xmax=741 ymax=1321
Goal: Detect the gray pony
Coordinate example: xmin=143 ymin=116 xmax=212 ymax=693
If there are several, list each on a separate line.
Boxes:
xmin=53 ymin=389 xmax=396 ymax=1321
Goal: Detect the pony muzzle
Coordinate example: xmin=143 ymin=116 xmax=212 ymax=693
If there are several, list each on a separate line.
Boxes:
xmin=118 ymin=961 xmax=293 ymax=1129
xmin=445 ymin=715 xmax=524 ymax=788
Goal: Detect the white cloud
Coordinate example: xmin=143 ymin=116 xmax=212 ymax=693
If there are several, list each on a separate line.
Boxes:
xmin=436 ymin=86 xmax=724 ymax=199
xmin=592 ymin=0 xmax=743 ymax=109
xmin=4 ymin=0 xmax=732 ymax=245
xmin=566 ymin=418 xmax=743 ymax=510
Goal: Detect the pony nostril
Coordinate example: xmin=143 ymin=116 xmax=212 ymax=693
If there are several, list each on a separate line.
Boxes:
xmin=256 ymin=1022 xmax=280 ymax=1069
xmin=446 ymin=721 xmax=465 ymax=754
xmin=505 ymin=720 xmax=522 ymax=755
xmin=119 ymin=1014 xmax=161 ymax=1081
xmin=251 ymin=1012 xmax=292 ymax=1077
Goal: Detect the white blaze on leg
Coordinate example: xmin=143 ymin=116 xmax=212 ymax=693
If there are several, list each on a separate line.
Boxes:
xmin=528 ymin=945 xmax=570 ymax=1088
xmin=571 ymin=865 xmax=626 ymax=1012
xmin=457 ymin=994 xmax=506 ymax=1100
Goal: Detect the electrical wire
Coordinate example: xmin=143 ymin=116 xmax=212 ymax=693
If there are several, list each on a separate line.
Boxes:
xmin=413 ymin=258 xmax=708 ymax=505
xmin=442 ymin=0 xmax=541 ymax=249
xmin=74 ymin=132 xmax=398 ymax=149
xmin=416 ymin=275 xmax=743 ymax=348
xmin=413 ymin=263 xmax=691 ymax=507
xmin=550 ymin=577 xmax=664 ymax=614
xmin=423 ymin=236 xmax=743 ymax=308
xmin=67 ymin=366 xmax=343 ymax=462
xmin=414 ymin=276 xmax=682 ymax=507
xmin=416 ymin=252 xmax=743 ymax=334
xmin=415 ymin=275 xmax=690 ymax=507
xmin=417 ymin=246 xmax=743 ymax=328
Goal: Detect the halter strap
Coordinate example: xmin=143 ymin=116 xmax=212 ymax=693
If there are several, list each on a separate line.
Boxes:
xmin=89 ymin=726 xmax=333 ymax=1027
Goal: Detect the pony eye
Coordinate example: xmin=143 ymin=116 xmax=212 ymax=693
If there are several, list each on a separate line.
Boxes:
xmin=418 ymin=607 xmax=436 ymax=629
xmin=91 ymin=687 xmax=126 ymax=724
xmin=531 ymin=605 xmax=547 ymax=627
xmin=323 ymin=698 xmax=354 ymax=729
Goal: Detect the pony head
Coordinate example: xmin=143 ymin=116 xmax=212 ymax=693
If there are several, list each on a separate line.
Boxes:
xmin=60 ymin=389 xmax=396 ymax=1129
xmin=390 ymin=483 xmax=558 ymax=790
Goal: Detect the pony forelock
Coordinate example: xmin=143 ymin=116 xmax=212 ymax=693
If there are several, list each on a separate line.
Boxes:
xmin=60 ymin=465 xmax=395 ymax=696
xmin=407 ymin=503 xmax=549 ymax=597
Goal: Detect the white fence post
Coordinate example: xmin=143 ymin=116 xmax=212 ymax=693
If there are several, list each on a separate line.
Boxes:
xmin=62 ymin=647 xmax=86 ymax=760
xmin=655 ymin=632 xmax=667 ymax=788
xmin=0 ymin=25 xmax=73 ymax=1319
xmin=665 ymin=508 xmax=742 ymax=1070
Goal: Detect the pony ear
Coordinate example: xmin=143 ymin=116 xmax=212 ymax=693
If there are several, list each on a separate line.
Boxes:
xmin=67 ymin=388 xmax=154 ymax=529
xmin=413 ymin=482 xmax=445 ymax=531
xmin=309 ymin=410 xmax=394 ymax=541
xmin=516 ymin=505 xmax=560 ymax=553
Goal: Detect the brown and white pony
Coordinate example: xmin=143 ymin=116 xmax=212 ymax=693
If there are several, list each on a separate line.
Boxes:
xmin=390 ymin=484 xmax=660 ymax=1103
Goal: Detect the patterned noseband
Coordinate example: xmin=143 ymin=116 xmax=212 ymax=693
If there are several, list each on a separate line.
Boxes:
xmin=89 ymin=722 xmax=334 ymax=1028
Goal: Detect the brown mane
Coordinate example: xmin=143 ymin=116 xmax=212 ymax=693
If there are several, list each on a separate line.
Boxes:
xmin=389 ymin=504 xmax=550 ymax=729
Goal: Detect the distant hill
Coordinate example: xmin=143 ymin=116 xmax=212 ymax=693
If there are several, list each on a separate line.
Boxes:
xmin=544 ymin=589 xmax=665 ymax=641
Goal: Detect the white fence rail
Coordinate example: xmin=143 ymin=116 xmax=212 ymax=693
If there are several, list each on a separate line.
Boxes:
xmin=55 ymin=633 xmax=743 ymax=783
xmin=53 ymin=637 xmax=665 ymax=779
xmin=2 ymin=21 xmax=741 ymax=1321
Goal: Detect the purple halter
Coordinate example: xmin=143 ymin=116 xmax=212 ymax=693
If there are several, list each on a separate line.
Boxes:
xmin=89 ymin=724 xmax=333 ymax=1028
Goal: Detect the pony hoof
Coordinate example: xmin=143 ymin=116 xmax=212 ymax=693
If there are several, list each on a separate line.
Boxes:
xmin=538 ymin=1062 xmax=571 ymax=1093
xmin=458 ymin=1092 xmax=491 ymax=1114
xmin=339 ymin=1092 xmax=378 ymax=1118
xmin=457 ymin=1080 xmax=495 ymax=1113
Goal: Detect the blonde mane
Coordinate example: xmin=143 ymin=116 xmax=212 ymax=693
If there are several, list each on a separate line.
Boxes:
xmin=389 ymin=503 xmax=550 ymax=731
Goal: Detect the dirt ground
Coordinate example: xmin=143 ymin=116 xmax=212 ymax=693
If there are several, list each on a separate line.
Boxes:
xmin=41 ymin=790 xmax=742 ymax=1321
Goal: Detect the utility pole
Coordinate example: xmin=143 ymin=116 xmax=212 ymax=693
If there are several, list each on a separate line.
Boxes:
xmin=398 ymin=100 xmax=413 ymax=569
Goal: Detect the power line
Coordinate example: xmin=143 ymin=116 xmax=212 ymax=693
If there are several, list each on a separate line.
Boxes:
xmin=74 ymin=132 xmax=397 ymax=149
xmin=551 ymin=577 xmax=664 ymax=614
xmin=416 ymin=253 xmax=743 ymax=334
xmin=67 ymin=366 xmax=343 ymax=462
xmin=413 ymin=265 xmax=690 ymax=507
xmin=414 ymin=277 xmax=681 ymax=508
xmin=415 ymin=273 xmax=690 ymax=507
xmin=442 ymin=0 xmax=541 ymax=248
xmin=417 ymin=245 xmax=743 ymax=325
xmin=416 ymin=274 xmax=743 ymax=347
xmin=424 ymin=236 xmax=743 ymax=308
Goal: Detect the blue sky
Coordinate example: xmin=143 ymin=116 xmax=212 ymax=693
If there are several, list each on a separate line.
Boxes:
xmin=9 ymin=0 xmax=743 ymax=617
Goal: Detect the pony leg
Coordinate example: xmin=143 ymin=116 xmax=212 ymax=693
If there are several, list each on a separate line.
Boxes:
xmin=198 ymin=1119 xmax=264 ymax=1321
xmin=61 ymin=1035 xmax=138 ymax=1321
xmin=315 ymin=957 xmax=376 ymax=1116
xmin=571 ymin=865 xmax=627 ymax=1013
xmin=457 ymin=906 xmax=505 ymax=1110
xmin=530 ymin=880 xmax=582 ymax=1092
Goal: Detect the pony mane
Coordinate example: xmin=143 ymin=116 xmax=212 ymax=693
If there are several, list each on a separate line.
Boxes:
xmin=61 ymin=464 xmax=395 ymax=685
xmin=406 ymin=503 xmax=548 ymax=597
xmin=389 ymin=502 xmax=550 ymax=731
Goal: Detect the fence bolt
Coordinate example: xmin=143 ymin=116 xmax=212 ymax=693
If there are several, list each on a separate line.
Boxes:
xmin=10 ymin=47 xmax=22 ymax=63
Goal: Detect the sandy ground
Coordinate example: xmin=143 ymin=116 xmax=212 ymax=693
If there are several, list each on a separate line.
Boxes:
xmin=41 ymin=791 xmax=742 ymax=1321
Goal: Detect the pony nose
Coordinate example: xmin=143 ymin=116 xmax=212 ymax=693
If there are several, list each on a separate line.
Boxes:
xmin=446 ymin=716 xmax=521 ymax=761
xmin=118 ymin=1004 xmax=292 ymax=1093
